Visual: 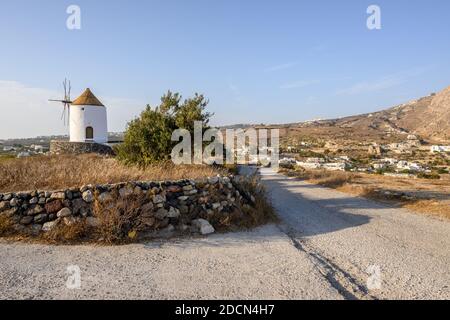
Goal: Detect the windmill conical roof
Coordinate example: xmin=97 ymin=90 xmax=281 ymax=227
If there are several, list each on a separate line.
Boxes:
xmin=71 ymin=88 xmax=104 ymax=106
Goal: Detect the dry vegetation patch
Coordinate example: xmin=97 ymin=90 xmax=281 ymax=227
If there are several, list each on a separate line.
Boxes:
xmin=0 ymin=154 xmax=225 ymax=192
xmin=280 ymin=167 xmax=450 ymax=219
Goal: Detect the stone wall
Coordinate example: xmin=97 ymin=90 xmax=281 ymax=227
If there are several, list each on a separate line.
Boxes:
xmin=0 ymin=175 xmax=256 ymax=239
xmin=50 ymin=140 xmax=114 ymax=155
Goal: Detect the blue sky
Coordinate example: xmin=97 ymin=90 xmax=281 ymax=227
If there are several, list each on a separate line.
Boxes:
xmin=0 ymin=0 xmax=449 ymax=139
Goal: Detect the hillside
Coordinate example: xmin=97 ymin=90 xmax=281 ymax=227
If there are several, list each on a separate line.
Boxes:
xmin=333 ymin=85 xmax=450 ymax=142
xmin=239 ymin=85 xmax=450 ymax=144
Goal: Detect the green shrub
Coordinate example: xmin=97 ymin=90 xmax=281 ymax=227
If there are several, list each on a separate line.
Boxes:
xmin=115 ymin=91 xmax=212 ymax=167
xmin=417 ymin=172 xmax=441 ymax=180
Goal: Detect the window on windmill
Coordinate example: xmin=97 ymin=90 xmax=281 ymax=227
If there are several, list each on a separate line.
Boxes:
xmin=86 ymin=126 xmax=94 ymax=140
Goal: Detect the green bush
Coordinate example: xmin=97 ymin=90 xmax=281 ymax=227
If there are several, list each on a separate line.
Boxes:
xmin=115 ymin=91 xmax=212 ymax=167
xmin=417 ymin=172 xmax=441 ymax=180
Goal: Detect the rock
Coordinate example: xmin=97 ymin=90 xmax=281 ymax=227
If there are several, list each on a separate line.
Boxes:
xmin=29 ymin=197 xmax=38 ymax=205
xmin=66 ymin=190 xmax=73 ymax=200
xmin=192 ymin=219 xmax=215 ymax=235
xmin=179 ymin=205 xmax=189 ymax=214
xmin=42 ymin=219 xmax=60 ymax=232
xmin=157 ymin=224 xmax=175 ymax=238
xmin=153 ymin=194 xmax=166 ymax=204
xmin=34 ymin=213 xmax=48 ymax=224
xmin=208 ymin=177 xmax=219 ymax=184
xmin=212 ymin=202 xmax=221 ymax=210
xmin=167 ymin=185 xmax=182 ymax=193
xmin=62 ymin=199 xmax=72 ymax=208
xmin=177 ymin=196 xmax=189 ymax=201
xmin=26 ymin=205 xmax=44 ymax=216
xmin=80 ymin=185 xmax=90 ymax=193
xmin=82 ymin=190 xmax=94 ymax=203
xmin=184 ymin=189 xmax=198 ymax=196
xmin=9 ymin=198 xmax=20 ymax=207
xmin=140 ymin=202 xmax=154 ymax=213
xmin=72 ymin=198 xmax=87 ymax=214
xmin=98 ymin=192 xmax=113 ymax=203
xmin=45 ymin=200 xmax=63 ymax=213
xmin=0 ymin=201 xmax=10 ymax=212
xmin=167 ymin=207 xmax=180 ymax=218
xmin=182 ymin=185 xmax=194 ymax=191
xmin=119 ymin=186 xmax=134 ymax=198
xmin=3 ymin=193 xmax=12 ymax=201
xmin=19 ymin=216 xmax=34 ymax=225
xmin=38 ymin=197 xmax=46 ymax=205
xmin=57 ymin=207 xmax=72 ymax=218
xmin=50 ymin=192 xmax=65 ymax=200
xmin=198 ymin=197 xmax=209 ymax=204
xmin=86 ymin=217 xmax=100 ymax=227
xmin=155 ymin=208 xmax=168 ymax=219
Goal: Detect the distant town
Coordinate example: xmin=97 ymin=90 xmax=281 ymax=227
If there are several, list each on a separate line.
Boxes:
xmin=277 ymin=133 xmax=450 ymax=179
xmin=0 ymin=132 xmax=124 ymax=159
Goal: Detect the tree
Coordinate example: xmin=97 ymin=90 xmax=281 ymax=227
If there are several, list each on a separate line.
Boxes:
xmin=175 ymin=93 xmax=213 ymax=133
xmin=115 ymin=91 xmax=213 ymax=166
xmin=115 ymin=105 xmax=174 ymax=166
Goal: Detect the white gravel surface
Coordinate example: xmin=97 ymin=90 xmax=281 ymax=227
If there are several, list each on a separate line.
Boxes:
xmin=0 ymin=167 xmax=449 ymax=300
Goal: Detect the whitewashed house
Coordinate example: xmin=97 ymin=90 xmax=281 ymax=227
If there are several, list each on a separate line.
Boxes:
xmin=431 ymin=145 xmax=450 ymax=153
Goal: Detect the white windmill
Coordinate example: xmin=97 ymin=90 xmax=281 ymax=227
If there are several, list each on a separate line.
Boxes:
xmin=50 ymin=80 xmax=108 ymax=144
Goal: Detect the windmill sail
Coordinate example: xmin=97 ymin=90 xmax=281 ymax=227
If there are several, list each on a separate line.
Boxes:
xmin=49 ymin=79 xmax=72 ymax=126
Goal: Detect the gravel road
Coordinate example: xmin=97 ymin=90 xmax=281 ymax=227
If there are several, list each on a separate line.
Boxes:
xmin=0 ymin=167 xmax=449 ymax=299
xmin=258 ymin=167 xmax=450 ymax=300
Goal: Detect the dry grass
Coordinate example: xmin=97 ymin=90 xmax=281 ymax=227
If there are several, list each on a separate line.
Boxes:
xmin=229 ymin=174 xmax=278 ymax=229
xmin=42 ymin=220 xmax=91 ymax=244
xmin=93 ymin=194 xmax=147 ymax=244
xmin=0 ymin=215 xmax=15 ymax=237
xmin=0 ymin=154 xmax=226 ymax=192
xmin=280 ymin=167 xmax=450 ymax=219
xmin=281 ymin=167 xmax=356 ymax=188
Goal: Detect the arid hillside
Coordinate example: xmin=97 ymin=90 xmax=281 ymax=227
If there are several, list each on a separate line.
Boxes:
xmin=242 ymin=85 xmax=450 ymax=144
xmin=336 ymin=85 xmax=450 ymax=142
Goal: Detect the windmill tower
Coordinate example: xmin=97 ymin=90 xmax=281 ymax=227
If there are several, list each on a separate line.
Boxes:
xmin=50 ymin=81 xmax=108 ymax=144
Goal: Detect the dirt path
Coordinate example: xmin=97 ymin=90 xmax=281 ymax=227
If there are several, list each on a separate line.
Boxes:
xmin=258 ymin=167 xmax=450 ymax=299
xmin=0 ymin=225 xmax=341 ymax=300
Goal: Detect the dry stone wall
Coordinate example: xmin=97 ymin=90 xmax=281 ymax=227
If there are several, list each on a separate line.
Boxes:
xmin=0 ymin=175 xmax=255 ymax=238
xmin=50 ymin=140 xmax=114 ymax=155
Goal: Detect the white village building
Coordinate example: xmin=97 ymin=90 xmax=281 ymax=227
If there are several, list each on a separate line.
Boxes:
xmin=430 ymin=145 xmax=450 ymax=153
xmin=69 ymin=88 xmax=108 ymax=144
